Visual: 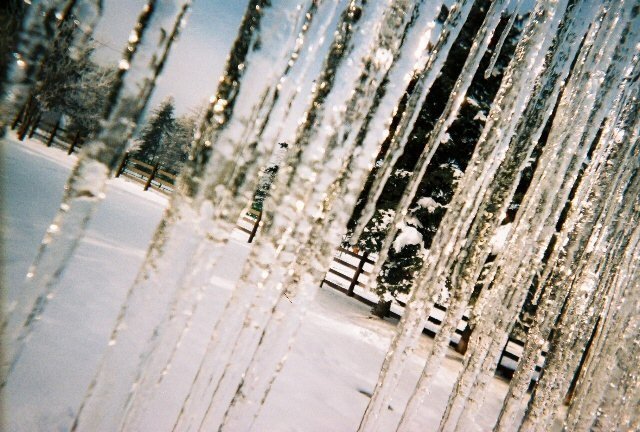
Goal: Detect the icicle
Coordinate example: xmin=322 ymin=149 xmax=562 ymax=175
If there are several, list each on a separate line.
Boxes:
xmin=495 ymin=64 xmax=640 ymax=432
xmin=484 ymin=0 xmax=523 ymax=79
xmin=360 ymin=0 xmax=509 ymax=330
xmin=9 ymin=1 xmax=197 ymax=429
xmin=438 ymin=3 xmax=639 ymax=428
xmin=69 ymin=2 xmax=312 ymax=431
xmin=568 ymin=203 xmax=640 ymax=432
xmin=218 ymin=165 xmax=360 ymax=431
xmin=198 ymin=2 xmax=421 ymax=421
xmin=564 ymin=231 xmax=640 ymax=430
xmin=350 ymin=0 xmax=477 ymax=243
xmin=115 ymin=4 xmax=341 ymax=430
xmin=169 ymin=1 xmax=399 ymax=429
xmin=3 ymin=0 xmax=190 ymax=389
xmin=604 ymin=275 xmax=640 ymax=430
xmin=593 ymin=237 xmax=640 ymax=431
xmin=1 ymin=0 xmax=102 ymax=324
xmin=528 ymin=216 xmax=640 ymax=432
xmin=567 ymin=237 xmax=640 ymax=432
xmin=396 ymin=3 xmax=600 ymax=427
xmin=358 ymin=0 xmax=565 ymax=429
xmin=212 ymin=6 xmax=445 ymax=429
xmin=517 ymin=101 xmax=640 ymax=432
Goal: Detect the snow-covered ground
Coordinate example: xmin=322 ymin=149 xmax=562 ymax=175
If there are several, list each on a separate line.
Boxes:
xmin=2 ymin=134 xmax=526 ymax=431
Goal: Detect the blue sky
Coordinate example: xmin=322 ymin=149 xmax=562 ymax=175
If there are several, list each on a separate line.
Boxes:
xmin=93 ymin=0 xmax=250 ymax=116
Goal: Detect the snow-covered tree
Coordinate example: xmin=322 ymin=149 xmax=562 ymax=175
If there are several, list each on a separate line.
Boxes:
xmin=133 ymin=98 xmax=176 ymax=165
xmin=63 ymin=64 xmax=118 ymax=136
xmin=252 ymin=142 xmax=288 ymax=211
xmin=9 ymin=14 xmax=117 ymax=137
xmin=161 ymin=112 xmax=196 ymax=172
xmin=0 ymin=0 xmax=26 ymax=98
xmin=348 ymin=1 xmax=524 ymax=315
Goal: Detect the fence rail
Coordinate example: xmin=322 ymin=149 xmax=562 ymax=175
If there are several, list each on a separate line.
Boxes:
xmin=115 ymin=152 xmax=178 ymax=194
xmin=21 ymin=118 xmax=86 ymax=155
xmin=14 ymin=114 xmax=544 ymax=377
xmin=12 ymin=117 xmax=263 ymax=244
xmin=321 ymin=246 xmax=546 ymax=379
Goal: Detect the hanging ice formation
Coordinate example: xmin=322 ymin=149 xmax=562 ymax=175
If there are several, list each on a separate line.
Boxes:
xmin=2 ymin=0 xmax=193 ymax=387
xmin=5 ymin=0 xmax=640 ymax=429
xmin=350 ymin=0 xmax=477 ymax=244
xmin=438 ymin=2 xmax=640 ymax=430
xmin=562 ymin=220 xmax=640 ymax=431
xmin=211 ymin=1 xmax=447 ymax=424
xmin=354 ymin=0 xmax=509 ymax=323
xmin=12 ymin=0 xmax=197 ymax=429
xmin=116 ymin=1 xmax=338 ymax=429
xmin=167 ymin=1 xmax=421 ymax=429
xmin=70 ymin=1 xmax=319 ymax=430
xmin=494 ymin=29 xmax=640 ymax=432
xmin=357 ymin=0 xmax=564 ymax=428
xmin=484 ymin=0 xmax=523 ymax=79
xmin=0 ymin=0 xmax=101 ymax=313
xmin=207 ymin=2 xmax=449 ymax=430
xmin=395 ymin=0 xmax=600 ymax=430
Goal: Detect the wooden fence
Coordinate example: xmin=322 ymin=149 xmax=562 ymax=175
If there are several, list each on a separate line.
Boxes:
xmin=321 ymin=246 xmax=547 ymax=379
xmin=17 ymin=117 xmax=86 ymax=155
xmin=13 ymin=116 xmax=263 ymax=244
xmin=14 ymin=113 xmax=545 ymax=375
xmin=235 ymin=208 xmax=262 ymax=243
xmin=114 ymin=152 xmax=178 ymax=194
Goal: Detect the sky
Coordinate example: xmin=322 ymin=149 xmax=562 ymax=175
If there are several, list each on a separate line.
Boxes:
xmin=93 ymin=0 xmax=250 ymax=116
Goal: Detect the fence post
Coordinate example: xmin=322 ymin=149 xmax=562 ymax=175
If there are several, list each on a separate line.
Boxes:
xmin=248 ymin=211 xmax=262 ymax=243
xmin=347 ymin=251 xmax=370 ymax=297
xmin=115 ymin=152 xmax=129 ymax=177
xmin=46 ymin=119 xmax=60 ymax=147
xmin=17 ymin=109 xmax=33 ymax=141
xmin=497 ymin=338 xmax=510 ymax=370
xmin=28 ymin=113 xmax=42 ymax=138
xmin=11 ymin=104 xmax=26 ymax=130
xmin=68 ymin=131 xmax=81 ymax=155
xmin=456 ymin=324 xmax=473 ymax=354
xmin=144 ymin=162 xmax=159 ymax=191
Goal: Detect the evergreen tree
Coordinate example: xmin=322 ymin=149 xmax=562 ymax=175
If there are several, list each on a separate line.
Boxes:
xmin=156 ymin=113 xmax=196 ymax=173
xmin=12 ymin=14 xmax=117 ymax=136
xmin=346 ymin=1 xmax=525 ymax=317
xmin=252 ymin=142 xmax=288 ymax=211
xmin=134 ymin=98 xmax=176 ymax=164
xmin=0 ymin=0 xmax=26 ymax=98
xmin=65 ymin=64 xmax=117 ymax=135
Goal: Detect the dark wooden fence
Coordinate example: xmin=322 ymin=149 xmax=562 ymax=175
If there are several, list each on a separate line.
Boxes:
xmin=13 ymin=113 xmax=545 ymax=374
xmin=12 ymin=115 xmax=263 ymax=243
xmin=236 ymin=208 xmax=262 ymax=243
xmin=13 ymin=116 xmax=180 ymax=194
xmin=321 ymin=246 xmax=547 ymax=379
xmin=17 ymin=117 xmax=86 ymax=155
xmin=115 ymin=152 xmax=178 ymax=194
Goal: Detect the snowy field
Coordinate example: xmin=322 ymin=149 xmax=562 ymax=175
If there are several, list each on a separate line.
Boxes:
xmin=2 ymin=134 xmax=528 ymax=431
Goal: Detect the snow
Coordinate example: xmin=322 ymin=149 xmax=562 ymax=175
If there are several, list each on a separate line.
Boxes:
xmin=2 ymin=134 xmax=167 ymax=431
xmin=474 ymin=110 xmax=487 ymax=121
xmin=2 ymin=135 xmax=521 ymax=431
xmin=5 ymin=1 xmax=639 ymax=430
xmin=393 ymin=224 xmax=423 ymax=252
xmin=417 ymin=196 xmax=442 ymax=213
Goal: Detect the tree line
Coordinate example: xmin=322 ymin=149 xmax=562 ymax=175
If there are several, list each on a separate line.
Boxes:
xmin=3 ymin=11 xmax=197 ymax=175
